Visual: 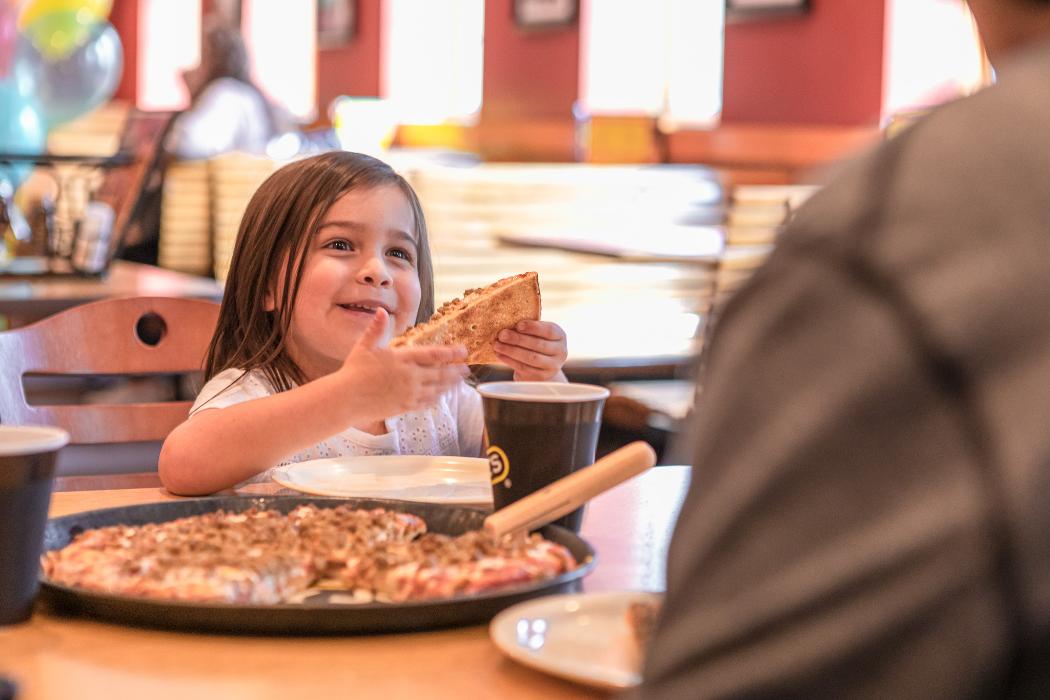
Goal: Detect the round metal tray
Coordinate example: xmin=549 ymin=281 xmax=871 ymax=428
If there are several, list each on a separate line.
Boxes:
xmin=39 ymin=496 xmax=595 ymax=635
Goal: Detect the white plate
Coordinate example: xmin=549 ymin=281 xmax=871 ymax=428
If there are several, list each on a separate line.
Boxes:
xmin=489 ymin=590 xmax=663 ymax=691
xmin=272 ymin=455 xmax=492 ymax=505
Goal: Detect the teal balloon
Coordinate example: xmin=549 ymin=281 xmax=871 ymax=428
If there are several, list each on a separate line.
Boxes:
xmin=12 ymin=21 xmax=122 ymax=127
xmin=0 ymin=78 xmax=47 ymax=190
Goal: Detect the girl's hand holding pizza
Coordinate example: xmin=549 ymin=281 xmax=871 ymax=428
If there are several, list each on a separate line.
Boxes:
xmin=492 ymin=320 xmax=569 ymax=382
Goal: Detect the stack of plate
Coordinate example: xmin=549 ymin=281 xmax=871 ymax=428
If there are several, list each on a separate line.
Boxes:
xmin=158 ymin=160 xmax=211 ymax=275
xmin=726 ymin=184 xmax=821 ymax=233
xmin=208 ymin=153 xmax=279 ymax=281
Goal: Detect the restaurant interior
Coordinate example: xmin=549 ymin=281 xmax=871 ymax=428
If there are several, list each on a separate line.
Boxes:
xmin=0 ymin=0 xmax=1003 ymax=697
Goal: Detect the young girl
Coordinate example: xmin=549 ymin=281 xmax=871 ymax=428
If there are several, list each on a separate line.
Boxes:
xmin=159 ymin=151 xmax=568 ymax=495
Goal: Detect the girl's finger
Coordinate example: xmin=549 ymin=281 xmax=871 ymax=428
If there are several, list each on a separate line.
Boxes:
xmin=492 ymin=340 xmax=561 ymax=369
xmin=512 ymin=320 xmax=565 ymax=341
xmin=356 ymin=308 xmax=390 ymax=349
xmin=493 ymin=345 xmax=547 ymax=372
xmin=495 ymin=330 xmax=561 ymax=357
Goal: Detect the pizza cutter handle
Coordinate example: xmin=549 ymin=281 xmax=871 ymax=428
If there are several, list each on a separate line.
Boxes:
xmin=482 ymin=441 xmax=657 ymax=538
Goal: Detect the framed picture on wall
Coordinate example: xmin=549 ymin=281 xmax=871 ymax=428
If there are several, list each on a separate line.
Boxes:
xmin=318 ymin=0 xmax=357 ymax=48
xmin=513 ymin=0 xmax=578 ymax=30
xmin=726 ymin=0 xmax=809 ymax=22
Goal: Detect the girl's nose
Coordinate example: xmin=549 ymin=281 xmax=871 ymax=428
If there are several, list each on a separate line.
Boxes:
xmin=357 ymin=255 xmax=392 ymax=286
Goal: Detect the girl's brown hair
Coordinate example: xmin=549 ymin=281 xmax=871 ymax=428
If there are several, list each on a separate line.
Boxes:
xmin=203 ymin=151 xmax=434 ymax=392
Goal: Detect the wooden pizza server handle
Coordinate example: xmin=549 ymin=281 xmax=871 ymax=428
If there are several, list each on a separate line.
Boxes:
xmin=482 ymin=441 xmax=657 ymax=538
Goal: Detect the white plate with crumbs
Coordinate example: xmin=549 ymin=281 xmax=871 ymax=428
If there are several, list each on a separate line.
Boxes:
xmin=489 ymin=590 xmax=663 ymax=691
xmin=272 ymin=455 xmax=492 ymax=505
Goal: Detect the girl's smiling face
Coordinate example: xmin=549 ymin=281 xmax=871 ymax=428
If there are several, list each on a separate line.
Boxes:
xmin=275 ymin=184 xmax=422 ymax=380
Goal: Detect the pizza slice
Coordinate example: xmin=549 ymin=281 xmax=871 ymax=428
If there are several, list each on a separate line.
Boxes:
xmin=41 ymin=509 xmax=317 ymax=604
xmin=391 ymin=272 xmax=541 ymax=364
xmin=289 ymin=504 xmax=427 ymax=580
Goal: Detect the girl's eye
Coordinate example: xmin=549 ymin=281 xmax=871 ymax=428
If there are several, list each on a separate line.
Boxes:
xmin=388 ymin=248 xmax=414 ymax=263
xmin=325 ymin=239 xmax=353 ymax=252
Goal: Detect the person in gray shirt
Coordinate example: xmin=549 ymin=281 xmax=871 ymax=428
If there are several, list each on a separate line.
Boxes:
xmin=635 ymin=1 xmax=1050 ymax=697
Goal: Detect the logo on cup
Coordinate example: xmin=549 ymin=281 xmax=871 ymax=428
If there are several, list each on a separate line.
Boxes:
xmin=487 ymin=445 xmax=511 ymax=488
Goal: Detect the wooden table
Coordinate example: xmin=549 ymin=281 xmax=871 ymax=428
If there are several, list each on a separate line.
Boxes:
xmin=0 ymin=260 xmax=224 ymax=327
xmin=0 ymin=466 xmax=691 ymax=699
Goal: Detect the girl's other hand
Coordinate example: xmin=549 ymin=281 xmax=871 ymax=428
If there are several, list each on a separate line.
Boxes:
xmin=340 ymin=309 xmax=468 ymax=417
xmin=493 ymin=320 xmax=569 ymax=382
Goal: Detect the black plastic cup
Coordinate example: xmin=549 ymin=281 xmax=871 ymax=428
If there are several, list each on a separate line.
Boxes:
xmin=0 ymin=425 xmax=70 ymax=626
xmin=478 ymin=382 xmax=609 ymax=533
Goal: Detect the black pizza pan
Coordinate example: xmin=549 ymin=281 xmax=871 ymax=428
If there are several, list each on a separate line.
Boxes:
xmin=38 ymin=495 xmax=596 ymax=635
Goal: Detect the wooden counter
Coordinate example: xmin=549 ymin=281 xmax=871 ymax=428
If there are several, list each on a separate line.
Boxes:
xmin=0 ymin=260 xmax=224 ymax=327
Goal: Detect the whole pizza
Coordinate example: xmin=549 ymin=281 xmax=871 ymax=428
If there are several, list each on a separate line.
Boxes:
xmin=41 ymin=504 xmax=577 ymax=605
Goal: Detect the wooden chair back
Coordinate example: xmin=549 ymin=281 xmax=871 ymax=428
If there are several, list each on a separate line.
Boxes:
xmin=0 ymin=296 xmax=220 ymax=487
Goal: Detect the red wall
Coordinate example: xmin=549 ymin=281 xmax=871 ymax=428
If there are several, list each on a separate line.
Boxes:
xmin=109 ymin=1 xmax=887 ymax=131
xmin=481 ymin=0 xmax=580 ymax=121
xmin=721 ymin=0 xmax=887 ymax=126
xmin=316 ymin=0 xmax=383 ymax=121
xmin=109 ymin=0 xmax=139 ymax=103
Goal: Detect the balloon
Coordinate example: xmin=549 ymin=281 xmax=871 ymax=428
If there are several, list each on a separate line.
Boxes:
xmin=18 ymin=0 xmax=112 ymax=30
xmin=0 ymin=3 xmax=15 ymax=77
xmin=0 ymin=77 xmax=47 ymax=191
xmin=22 ymin=8 xmax=96 ymax=60
xmin=9 ymin=35 xmax=34 ymax=97
xmin=11 ymin=20 xmax=121 ymax=126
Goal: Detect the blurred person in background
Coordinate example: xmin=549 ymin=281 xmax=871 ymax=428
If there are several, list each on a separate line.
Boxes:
xmin=165 ymin=16 xmax=290 ymax=160
xmin=634 ymin=0 xmax=1050 ymax=697
xmin=120 ymin=15 xmax=293 ymax=265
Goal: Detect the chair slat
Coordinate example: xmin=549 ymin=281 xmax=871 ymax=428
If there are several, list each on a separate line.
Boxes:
xmin=10 ymin=297 xmax=218 ymax=375
xmin=0 ymin=296 xmax=220 ymax=467
xmin=26 ymin=402 xmax=195 ymax=444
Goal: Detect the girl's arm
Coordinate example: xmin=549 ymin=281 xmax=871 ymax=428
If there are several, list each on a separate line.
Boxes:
xmin=160 ymin=310 xmax=468 ymax=495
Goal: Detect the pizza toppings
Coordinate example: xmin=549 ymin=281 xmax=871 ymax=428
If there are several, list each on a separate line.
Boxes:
xmin=41 ymin=504 xmax=577 ymax=605
xmin=341 ymin=528 xmax=579 ymax=602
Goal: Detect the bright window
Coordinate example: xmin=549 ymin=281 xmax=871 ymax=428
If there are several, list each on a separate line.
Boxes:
xmin=137 ymin=0 xmax=315 ymax=120
xmin=580 ymin=0 xmax=724 ymax=127
xmin=137 ymin=0 xmax=201 ymax=111
xmin=381 ymin=0 xmax=485 ymax=125
xmin=242 ymin=0 xmax=317 ymax=121
xmin=883 ymin=0 xmax=987 ymax=121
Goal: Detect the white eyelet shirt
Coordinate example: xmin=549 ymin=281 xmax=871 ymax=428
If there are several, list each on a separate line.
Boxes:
xmin=190 ymin=368 xmax=484 ymax=486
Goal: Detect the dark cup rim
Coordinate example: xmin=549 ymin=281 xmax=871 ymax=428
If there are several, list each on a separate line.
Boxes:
xmin=477 ymin=381 xmax=610 ymax=403
xmin=0 ymin=425 xmax=70 ymax=456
